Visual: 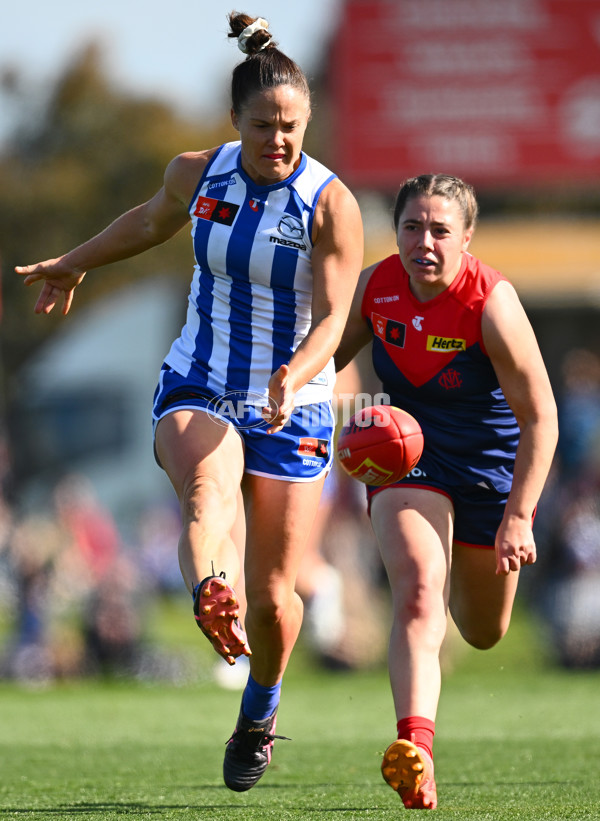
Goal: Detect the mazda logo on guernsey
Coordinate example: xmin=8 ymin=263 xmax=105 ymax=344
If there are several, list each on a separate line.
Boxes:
xmin=207 ymin=391 xmax=279 ymax=429
xmin=278 ymin=214 xmax=305 ymax=240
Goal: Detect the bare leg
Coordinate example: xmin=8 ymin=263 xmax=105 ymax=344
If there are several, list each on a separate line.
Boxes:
xmin=154 ymin=409 xmax=245 ymax=593
xmin=370 ymin=488 xmax=453 ymax=721
xmin=242 ymin=473 xmax=326 ymax=686
xmin=450 ymin=544 xmax=519 ymax=649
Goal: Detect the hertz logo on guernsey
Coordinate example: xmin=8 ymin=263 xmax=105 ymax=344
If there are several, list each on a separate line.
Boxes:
xmin=427 ymin=335 xmax=466 ymax=352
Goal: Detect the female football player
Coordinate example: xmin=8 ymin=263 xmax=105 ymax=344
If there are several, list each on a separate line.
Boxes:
xmin=17 ymin=12 xmax=363 ymax=792
xmin=335 ymin=174 xmax=557 ymax=809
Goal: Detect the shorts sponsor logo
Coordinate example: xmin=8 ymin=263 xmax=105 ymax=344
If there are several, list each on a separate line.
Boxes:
xmin=193 ymin=196 xmax=239 ymax=225
xmin=298 ymin=437 xmax=329 ymax=460
xmin=426 ymin=335 xmax=466 ymax=351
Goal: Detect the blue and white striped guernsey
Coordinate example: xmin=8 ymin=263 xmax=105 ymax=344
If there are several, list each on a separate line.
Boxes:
xmin=164 ymin=141 xmax=338 ymax=407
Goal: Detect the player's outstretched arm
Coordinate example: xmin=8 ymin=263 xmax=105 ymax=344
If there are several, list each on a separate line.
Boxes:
xmin=16 ymin=152 xmax=203 ymax=315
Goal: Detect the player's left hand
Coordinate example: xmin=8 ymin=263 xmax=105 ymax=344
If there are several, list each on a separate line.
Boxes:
xmin=495 ymin=513 xmax=537 ymax=575
xmin=16 ymin=259 xmax=86 ymax=315
xmin=262 ymin=363 xmax=295 ymax=434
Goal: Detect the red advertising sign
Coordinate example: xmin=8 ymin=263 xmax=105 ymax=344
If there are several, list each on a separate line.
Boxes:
xmin=329 ymin=0 xmax=600 ymax=188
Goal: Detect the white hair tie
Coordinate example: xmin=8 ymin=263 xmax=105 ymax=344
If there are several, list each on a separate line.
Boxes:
xmin=238 ymin=18 xmax=270 ymax=53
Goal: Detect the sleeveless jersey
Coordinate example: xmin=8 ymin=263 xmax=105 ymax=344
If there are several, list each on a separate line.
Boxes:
xmin=164 ymin=141 xmax=337 ymax=406
xmin=362 ymin=253 xmax=520 ymax=492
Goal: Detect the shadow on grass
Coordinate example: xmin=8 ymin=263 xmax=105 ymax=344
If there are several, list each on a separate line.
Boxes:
xmin=1 ymin=803 xmax=391 ymax=816
xmin=2 ymin=778 xmax=578 ymax=816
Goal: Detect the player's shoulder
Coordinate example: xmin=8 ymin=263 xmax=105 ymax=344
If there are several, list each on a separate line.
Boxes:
xmin=453 ymin=253 xmax=512 ymax=309
xmin=464 ymin=252 xmax=508 ymax=288
xmin=357 ymin=255 xmax=400 ymax=311
xmin=355 ymin=261 xmax=378 ymax=297
xmin=311 ymin=173 xmax=357 ymax=217
xmin=312 ymin=173 xmax=363 ymax=239
xmin=300 ymin=151 xmax=355 ymax=206
xmin=365 ymin=254 xmax=401 ymax=287
xmin=166 ymin=148 xmax=220 ymax=183
xmin=164 ymin=148 xmax=221 ymax=207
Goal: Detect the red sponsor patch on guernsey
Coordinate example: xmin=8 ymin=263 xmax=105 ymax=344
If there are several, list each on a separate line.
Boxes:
xmin=193 ymin=196 xmax=239 ymax=226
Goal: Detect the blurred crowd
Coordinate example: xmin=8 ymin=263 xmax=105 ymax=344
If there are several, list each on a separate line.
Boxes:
xmin=0 ymin=471 xmax=158 ymax=684
xmin=3 ymin=346 xmax=600 ymax=685
xmin=531 ymin=347 xmax=600 ymax=668
xmin=0 ymin=437 xmax=386 ymax=689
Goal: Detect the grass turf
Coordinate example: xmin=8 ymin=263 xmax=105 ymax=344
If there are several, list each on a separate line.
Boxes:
xmin=1 ymin=603 xmax=599 ymax=820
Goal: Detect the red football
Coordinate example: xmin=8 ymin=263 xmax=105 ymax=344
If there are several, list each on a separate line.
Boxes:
xmin=336 ymin=404 xmax=424 ymax=486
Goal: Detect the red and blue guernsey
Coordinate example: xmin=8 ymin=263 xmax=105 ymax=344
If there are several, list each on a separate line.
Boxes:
xmin=362 ymin=253 xmax=520 ymax=493
xmin=164 ymin=141 xmax=337 ymax=407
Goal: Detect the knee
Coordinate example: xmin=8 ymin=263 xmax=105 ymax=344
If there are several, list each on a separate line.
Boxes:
xmin=246 ymin=581 xmax=295 ymax=629
xmin=393 ymin=580 xmax=447 ymax=639
xmin=397 ymin=558 xmax=446 ymax=614
xmin=456 ymin=618 xmax=510 ymax=650
xmin=398 ymin=585 xmax=439 ymax=621
xmin=181 ymin=472 xmax=233 ymax=523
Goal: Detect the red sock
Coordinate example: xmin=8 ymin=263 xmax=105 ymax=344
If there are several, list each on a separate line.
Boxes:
xmin=396 ymin=716 xmax=435 ymax=759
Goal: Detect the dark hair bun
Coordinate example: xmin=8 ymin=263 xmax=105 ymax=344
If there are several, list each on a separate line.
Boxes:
xmin=228 ymin=12 xmax=277 ymax=55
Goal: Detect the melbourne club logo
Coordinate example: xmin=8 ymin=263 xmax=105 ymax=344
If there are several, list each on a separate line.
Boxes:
xmin=438 ymin=368 xmax=463 ymax=390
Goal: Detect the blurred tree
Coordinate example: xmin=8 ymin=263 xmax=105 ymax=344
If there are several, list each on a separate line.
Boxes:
xmin=0 ymin=42 xmax=236 ymax=390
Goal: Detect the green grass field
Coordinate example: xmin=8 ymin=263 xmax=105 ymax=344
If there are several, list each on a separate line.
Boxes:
xmin=2 ymin=600 xmax=599 ymax=820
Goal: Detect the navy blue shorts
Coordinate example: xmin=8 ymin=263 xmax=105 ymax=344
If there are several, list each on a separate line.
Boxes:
xmin=152 ymin=366 xmax=334 ymax=482
xmin=366 ymin=465 xmax=511 ymax=549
